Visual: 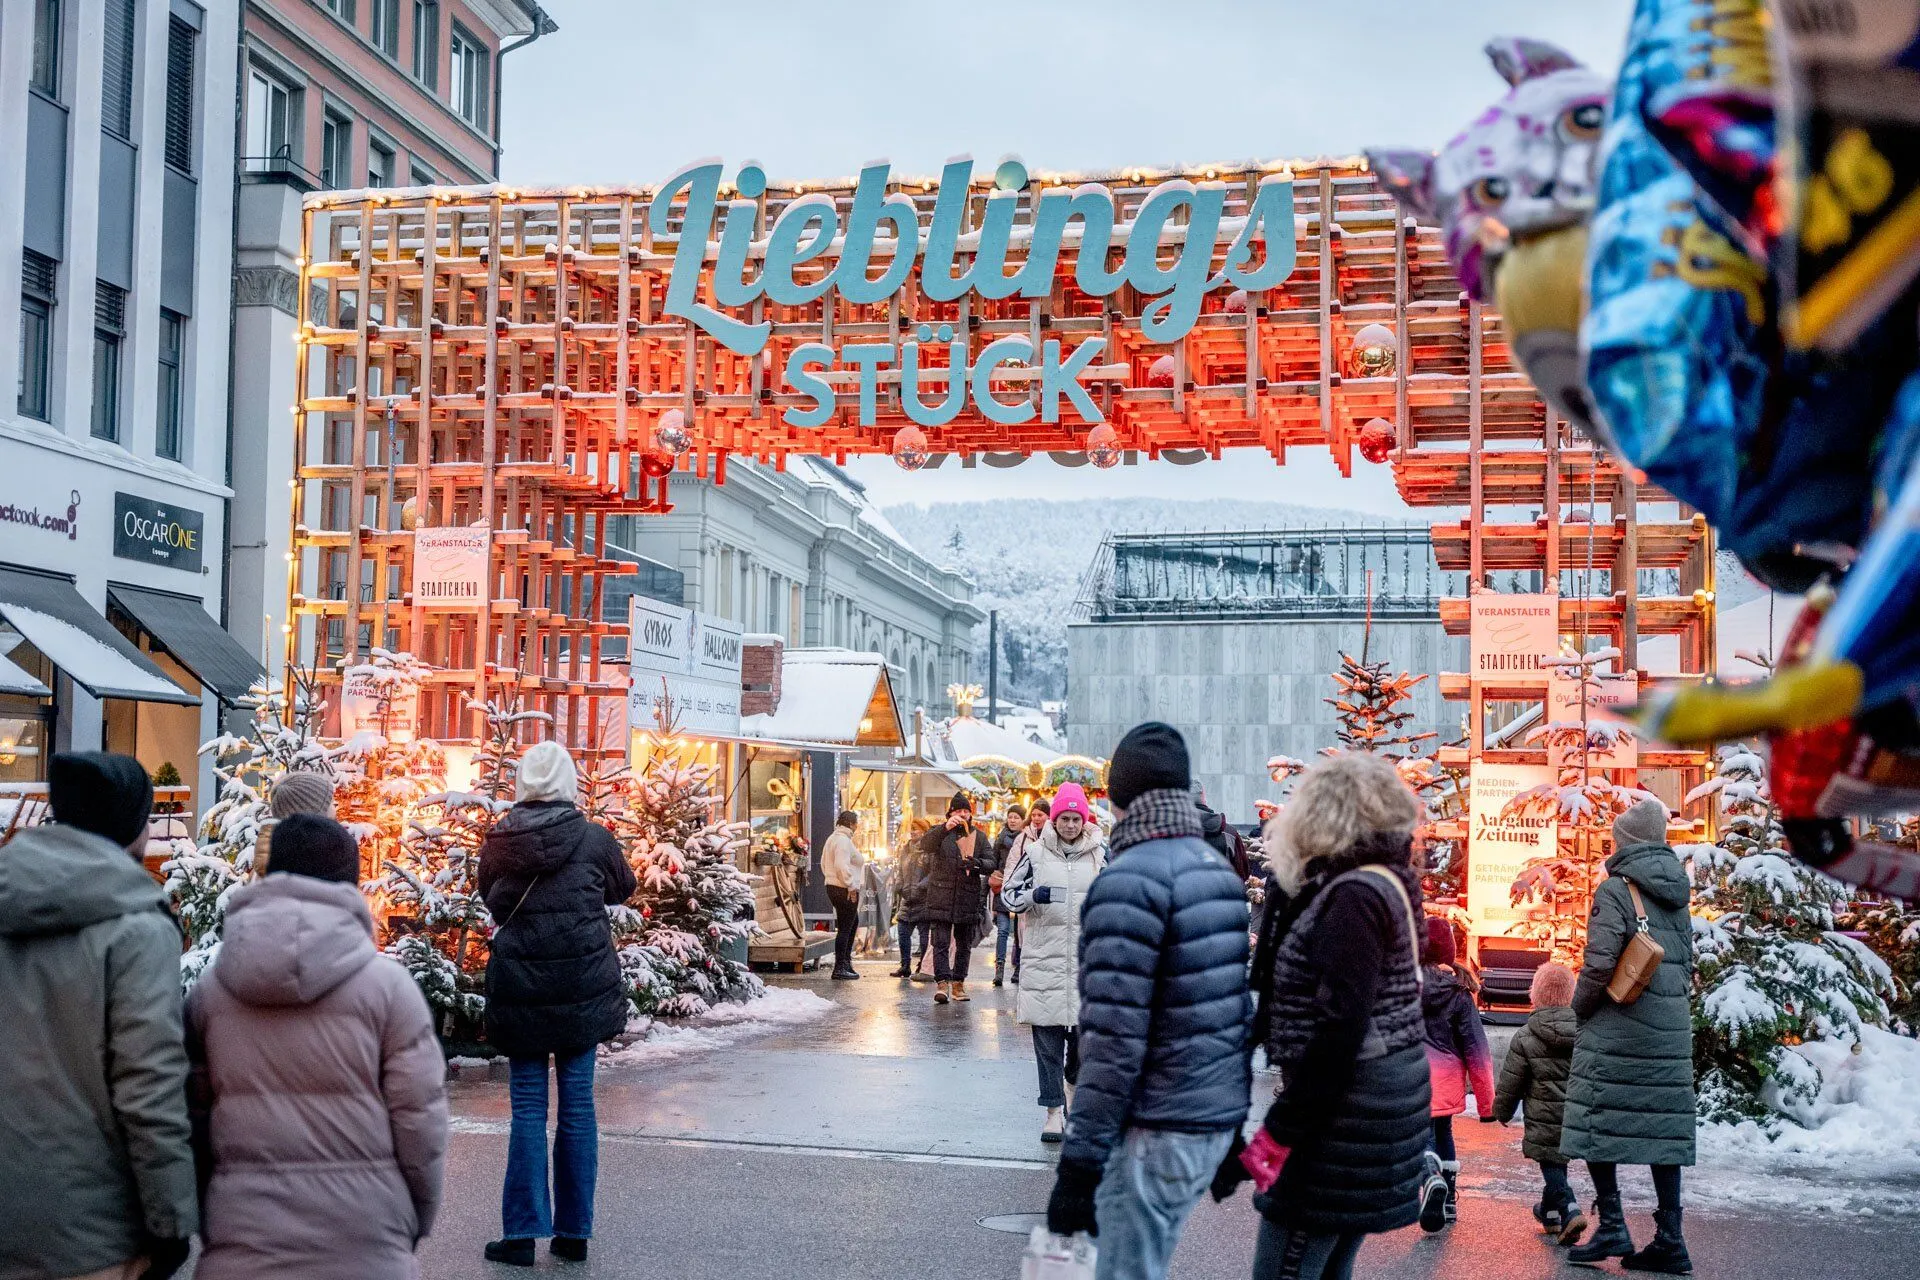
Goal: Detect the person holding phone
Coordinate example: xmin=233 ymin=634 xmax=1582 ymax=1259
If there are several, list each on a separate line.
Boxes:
xmin=915 ymin=795 xmax=993 ymax=1004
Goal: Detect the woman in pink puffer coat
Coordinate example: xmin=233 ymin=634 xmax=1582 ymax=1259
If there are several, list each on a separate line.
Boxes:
xmin=186 ymin=814 xmax=448 ymax=1279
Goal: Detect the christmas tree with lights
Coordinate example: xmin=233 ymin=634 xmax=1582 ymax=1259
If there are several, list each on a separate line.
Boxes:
xmin=610 ymin=750 xmax=761 ymax=1017
xmin=332 ymin=649 xmax=444 ymax=875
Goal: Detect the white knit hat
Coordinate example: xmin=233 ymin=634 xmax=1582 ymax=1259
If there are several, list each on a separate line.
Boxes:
xmin=515 ymin=740 xmax=578 ymax=804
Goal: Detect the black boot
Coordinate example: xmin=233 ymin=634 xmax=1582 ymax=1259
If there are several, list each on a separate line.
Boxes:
xmin=994 ymin=963 xmax=1004 ymax=988
xmin=1442 ymin=1165 xmax=1458 ymax=1224
xmin=1568 ymin=1194 xmax=1633 ymax=1266
xmin=552 ymin=1236 xmax=589 ymax=1263
xmin=484 ymin=1238 xmax=536 ymax=1267
xmin=1623 ymin=1208 xmax=1692 ymax=1274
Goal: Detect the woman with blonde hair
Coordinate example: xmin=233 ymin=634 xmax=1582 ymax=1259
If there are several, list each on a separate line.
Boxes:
xmin=1224 ymin=752 xmax=1433 ymax=1280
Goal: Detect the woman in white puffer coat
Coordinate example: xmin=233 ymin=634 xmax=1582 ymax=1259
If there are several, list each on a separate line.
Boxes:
xmin=1002 ymin=783 xmax=1107 ymax=1143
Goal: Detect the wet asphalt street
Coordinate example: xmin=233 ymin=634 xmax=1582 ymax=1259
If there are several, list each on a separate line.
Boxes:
xmin=428 ymin=949 xmax=1920 ymax=1279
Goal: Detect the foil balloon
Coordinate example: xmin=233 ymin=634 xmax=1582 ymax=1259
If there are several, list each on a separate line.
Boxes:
xmin=1368 ymin=39 xmax=1608 ymax=443
xmin=891 ymin=424 xmax=930 ymax=471
xmin=653 ymin=408 xmax=692 ymax=456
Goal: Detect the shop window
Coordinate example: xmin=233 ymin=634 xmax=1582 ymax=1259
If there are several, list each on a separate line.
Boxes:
xmin=0 ymin=627 xmax=54 ymax=784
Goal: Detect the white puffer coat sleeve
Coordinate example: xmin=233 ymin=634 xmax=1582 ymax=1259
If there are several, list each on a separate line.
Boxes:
xmin=1008 ymin=829 xmax=1106 ymax=1028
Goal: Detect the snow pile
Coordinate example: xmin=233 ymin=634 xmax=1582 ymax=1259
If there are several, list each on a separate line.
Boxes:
xmin=1696 ymin=1027 xmax=1920 ymax=1215
xmin=599 ymin=986 xmax=833 ymax=1068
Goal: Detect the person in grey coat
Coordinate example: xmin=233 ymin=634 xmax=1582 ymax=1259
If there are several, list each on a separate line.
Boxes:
xmin=1045 ymin=723 xmax=1251 ymax=1280
xmin=0 ymin=753 xmax=197 ymax=1280
xmin=1562 ymin=799 xmax=1696 ymax=1274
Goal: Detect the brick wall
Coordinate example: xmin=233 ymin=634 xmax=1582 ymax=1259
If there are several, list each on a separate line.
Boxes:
xmin=742 ymin=637 xmax=784 ymax=716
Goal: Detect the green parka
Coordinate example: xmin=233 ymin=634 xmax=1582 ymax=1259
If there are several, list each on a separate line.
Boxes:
xmin=1495 ymin=1003 xmax=1577 ymax=1162
xmin=1559 ymin=842 xmax=1696 ymax=1167
xmin=0 ymin=824 xmax=199 ymax=1279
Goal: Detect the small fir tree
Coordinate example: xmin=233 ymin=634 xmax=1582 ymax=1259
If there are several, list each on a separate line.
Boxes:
xmin=370 ymin=696 xmax=547 ymax=1037
xmin=333 ymin=649 xmax=444 ymax=874
xmin=1325 ymin=651 xmax=1437 ymax=756
xmin=611 ymin=751 xmax=761 ymax=1017
xmin=164 ymin=669 xmax=332 ymax=987
xmin=1684 ymin=744 xmax=1898 ymax=1128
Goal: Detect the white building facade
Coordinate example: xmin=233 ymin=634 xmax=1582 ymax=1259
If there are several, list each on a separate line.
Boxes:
xmin=609 ymin=460 xmax=983 ymax=716
xmin=0 ymin=0 xmax=253 ymax=808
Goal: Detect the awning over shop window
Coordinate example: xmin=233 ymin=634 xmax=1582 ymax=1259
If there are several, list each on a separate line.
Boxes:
xmin=107 ymin=585 xmax=266 ymax=706
xmin=0 ymin=568 xmax=197 ymax=705
xmin=0 ymin=652 xmax=51 ymax=697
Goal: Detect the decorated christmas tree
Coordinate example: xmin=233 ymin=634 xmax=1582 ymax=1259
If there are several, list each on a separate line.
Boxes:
xmin=164 ymin=669 xmax=332 ymax=987
xmin=1684 ymin=743 xmax=1897 ymax=1128
xmin=1325 ymin=650 xmax=1436 ymax=756
xmin=370 ymin=696 xmax=546 ymax=1037
xmin=610 ymin=750 xmax=761 ymax=1017
xmin=333 ymin=649 xmax=444 ymax=874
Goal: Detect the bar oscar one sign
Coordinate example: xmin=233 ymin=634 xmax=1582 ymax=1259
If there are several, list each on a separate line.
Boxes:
xmin=113 ymin=493 xmax=203 ymax=573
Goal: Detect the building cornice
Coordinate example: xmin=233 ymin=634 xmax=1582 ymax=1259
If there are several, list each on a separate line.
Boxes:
xmin=0 ymin=420 xmax=236 ymax=501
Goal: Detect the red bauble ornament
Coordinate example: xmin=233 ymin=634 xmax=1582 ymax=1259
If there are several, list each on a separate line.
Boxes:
xmin=1357 ymin=418 xmax=1396 ymax=464
xmin=641 ymin=905 xmax=652 ymax=918
xmin=1146 ymin=354 xmax=1177 ymax=388
xmin=640 ymin=449 xmax=676 ymax=479
xmin=1087 ymin=424 xmax=1122 ymax=469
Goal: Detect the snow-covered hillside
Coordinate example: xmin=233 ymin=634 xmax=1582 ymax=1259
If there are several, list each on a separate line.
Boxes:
xmin=883 ymin=498 xmax=1416 ymax=706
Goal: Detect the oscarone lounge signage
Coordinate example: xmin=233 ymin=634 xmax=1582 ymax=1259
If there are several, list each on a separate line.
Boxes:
xmin=113 ymin=493 xmax=203 ymax=573
xmin=650 ymin=158 xmax=1299 ymax=429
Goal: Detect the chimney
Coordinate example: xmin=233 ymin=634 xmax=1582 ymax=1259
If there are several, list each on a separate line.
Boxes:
xmin=741 ymin=634 xmax=784 ymax=717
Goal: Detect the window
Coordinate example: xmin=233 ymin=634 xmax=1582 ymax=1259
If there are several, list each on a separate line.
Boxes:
xmin=371 ymin=0 xmax=399 ymax=58
xmin=320 ymin=110 xmax=351 ymax=188
xmin=448 ymin=25 xmax=489 ymax=130
xmin=91 ymin=282 xmax=126 ymax=443
xmin=157 ymin=312 xmax=184 ymax=461
xmin=324 ymin=0 xmax=356 ymax=21
xmin=102 ymin=0 xmax=136 ymax=139
xmin=409 ymin=161 xmax=435 ymax=188
xmin=789 ymin=583 xmax=803 ymax=646
xmin=411 ymin=1 xmax=439 ymax=87
xmin=368 ymin=139 xmax=395 ymax=189
xmin=18 ymin=253 xmax=56 ymax=422
xmin=31 ymin=0 xmax=60 ymax=98
xmin=164 ymin=19 xmax=195 ymax=173
xmin=245 ymin=70 xmax=293 ymax=170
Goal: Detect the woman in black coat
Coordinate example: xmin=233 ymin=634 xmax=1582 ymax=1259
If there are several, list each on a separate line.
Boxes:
xmin=476 ymin=742 xmax=636 ymax=1268
xmin=915 ymin=793 xmax=993 ymax=1004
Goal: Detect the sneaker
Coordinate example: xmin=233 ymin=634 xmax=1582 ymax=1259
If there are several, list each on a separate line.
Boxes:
xmin=1041 ymin=1107 xmax=1065 ymax=1143
xmin=1442 ymin=1164 xmax=1458 ymax=1224
xmin=1533 ymin=1203 xmax=1563 ymax=1234
xmin=484 ymin=1238 xmax=536 ymax=1267
xmin=552 ymin=1237 xmax=588 ymax=1263
xmin=1417 ymin=1154 xmax=1449 ymax=1234
xmin=1559 ymin=1203 xmax=1590 ymax=1246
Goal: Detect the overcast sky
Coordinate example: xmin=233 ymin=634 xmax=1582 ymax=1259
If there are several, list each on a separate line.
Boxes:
xmin=501 ymin=1 xmax=1634 ymax=514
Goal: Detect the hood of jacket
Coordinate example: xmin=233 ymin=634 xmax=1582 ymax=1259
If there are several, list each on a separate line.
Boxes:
xmin=1420 ymin=963 xmax=1471 ymax=1014
xmin=1525 ymin=1003 xmax=1579 ymax=1051
xmin=213 ymin=873 xmax=377 ymax=1007
xmin=0 ymin=823 xmax=164 ymax=937
xmin=484 ymin=801 xmax=589 ymax=877
xmin=1605 ymin=841 xmax=1691 ymax=910
xmin=1199 ymin=806 xmax=1228 ymax=837
xmin=1039 ymin=824 xmax=1103 ymax=862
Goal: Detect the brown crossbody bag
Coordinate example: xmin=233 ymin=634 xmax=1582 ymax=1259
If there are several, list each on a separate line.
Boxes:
xmin=1605 ymin=881 xmax=1665 ymax=1005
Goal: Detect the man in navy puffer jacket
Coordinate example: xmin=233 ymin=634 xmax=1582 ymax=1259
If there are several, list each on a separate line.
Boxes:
xmin=1047 ymin=723 xmax=1252 ymax=1280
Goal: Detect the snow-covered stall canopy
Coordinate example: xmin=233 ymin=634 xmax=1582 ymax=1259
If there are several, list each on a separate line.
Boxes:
xmin=739 ymin=648 xmax=905 ymax=751
xmin=942 ymin=714 xmax=1058 ymax=767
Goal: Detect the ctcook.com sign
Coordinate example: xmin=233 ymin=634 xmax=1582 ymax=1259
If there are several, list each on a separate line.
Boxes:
xmin=114 ymin=492 xmax=203 ymax=573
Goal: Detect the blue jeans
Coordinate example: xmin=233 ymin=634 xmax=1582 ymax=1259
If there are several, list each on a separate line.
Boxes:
xmin=1093 ymin=1127 xmax=1234 ymax=1280
xmin=504 ymin=1050 xmax=598 ymax=1240
xmin=1031 ymin=1024 xmax=1080 ymax=1108
xmin=995 ymin=913 xmax=1014 ymax=971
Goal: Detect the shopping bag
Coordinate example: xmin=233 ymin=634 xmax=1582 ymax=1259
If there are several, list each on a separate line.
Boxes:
xmin=1021 ymin=1226 xmax=1096 ymax=1280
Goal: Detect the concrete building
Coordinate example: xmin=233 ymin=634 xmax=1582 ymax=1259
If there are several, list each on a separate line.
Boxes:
xmin=608 ymin=461 xmax=984 ymax=715
xmin=226 ymin=0 xmax=554 ymax=668
xmin=0 ymin=0 xmax=254 ymax=807
xmin=1068 ymin=528 xmax=1468 ymax=821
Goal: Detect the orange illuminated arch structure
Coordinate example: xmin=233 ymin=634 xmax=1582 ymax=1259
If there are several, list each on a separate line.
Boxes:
xmin=288 ymin=160 xmax=1713 ymax=763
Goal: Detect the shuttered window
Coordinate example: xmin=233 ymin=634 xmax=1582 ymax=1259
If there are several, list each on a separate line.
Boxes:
xmin=102 ymin=0 xmax=136 ymax=140
xmin=92 ymin=282 xmax=127 ymax=443
xmin=165 ymin=18 xmax=195 ymax=173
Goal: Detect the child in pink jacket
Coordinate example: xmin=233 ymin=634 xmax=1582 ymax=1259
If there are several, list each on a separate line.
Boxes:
xmin=1417 ymin=916 xmax=1494 ymax=1232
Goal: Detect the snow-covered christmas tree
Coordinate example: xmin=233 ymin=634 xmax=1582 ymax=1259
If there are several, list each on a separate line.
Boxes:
xmin=164 ymin=669 xmax=332 ymax=987
xmin=1684 ymin=743 xmax=1898 ymax=1128
xmin=610 ymin=751 xmax=761 ymax=1018
xmin=333 ymin=649 xmax=444 ymax=875
xmin=370 ymin=696 xmax=545 ymax=1037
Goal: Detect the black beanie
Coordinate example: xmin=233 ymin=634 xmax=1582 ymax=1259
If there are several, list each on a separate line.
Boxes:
xmin=49 ymin=752 xmax=153 ymax=847
xmin=1107 ymin=722 xmax=1191 ymax=810
xmin=946 ymin=791 xmax=974 ymax=816
xmin=268 ymin=813 xmax=362 ymax=883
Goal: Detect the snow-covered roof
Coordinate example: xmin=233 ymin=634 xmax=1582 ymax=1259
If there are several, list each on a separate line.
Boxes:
xmin=796 ymin=458 xmax=923 ymax=560
xmin=939 ymin=714 xmax=1060 ymax=766
xmin=740 ymin=648 xmax=905 ymax=750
